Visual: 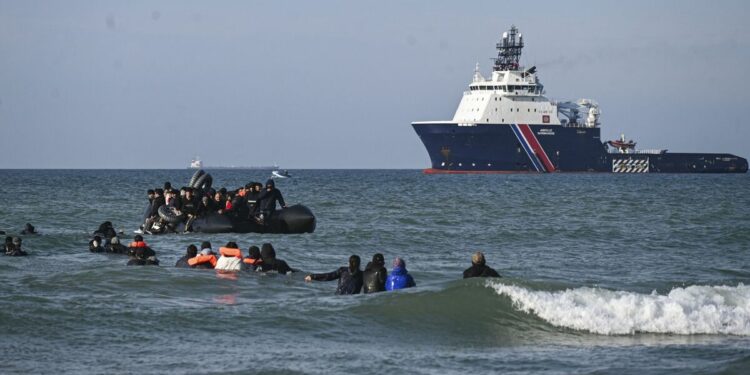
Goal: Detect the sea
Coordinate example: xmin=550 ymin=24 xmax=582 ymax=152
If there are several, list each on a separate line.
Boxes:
xmin=0 ymin=169 xmax=748 ymax=374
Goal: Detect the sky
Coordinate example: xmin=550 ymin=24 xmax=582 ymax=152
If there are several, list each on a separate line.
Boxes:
xmin=1 ymin=0 xmax=749 ymax=168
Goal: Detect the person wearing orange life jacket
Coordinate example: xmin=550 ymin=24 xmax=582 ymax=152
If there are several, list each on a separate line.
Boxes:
xmin=215 ymin=241 xmax=243 ymax=271
xmin=242 ymin=245 xmax=263 ymax=271
xmin=127 ymin=235 xmax=155 ymax=258
xmin=188 ymin=248 xmax=217 ymax=269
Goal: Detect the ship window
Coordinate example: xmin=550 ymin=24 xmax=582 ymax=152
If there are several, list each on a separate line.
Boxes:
xmin=534 ymin=109 xmax=537 ymax=112
xmin=528 ymin=109 xmax=530 ymax=112
xmin=508 ymin=86 xmax=514 ymax=92
xmin=470 ymin=86 xmax=476 ymax=91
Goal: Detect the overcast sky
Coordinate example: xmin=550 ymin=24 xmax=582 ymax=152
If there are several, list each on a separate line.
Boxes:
xmin=1 ymin=0 xmax=748 ymax=168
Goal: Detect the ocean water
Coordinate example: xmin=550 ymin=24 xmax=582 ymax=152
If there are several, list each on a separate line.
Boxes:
xmin=0 ymin=169 xmax=749 ymax=374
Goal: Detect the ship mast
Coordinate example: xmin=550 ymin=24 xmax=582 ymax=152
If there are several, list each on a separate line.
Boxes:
xmin=494 ymin=25 xmax=523 ymax=71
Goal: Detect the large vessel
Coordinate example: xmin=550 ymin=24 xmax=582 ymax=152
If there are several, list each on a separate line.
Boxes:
xmin=412 ymin=26 xmax=747 ymax=173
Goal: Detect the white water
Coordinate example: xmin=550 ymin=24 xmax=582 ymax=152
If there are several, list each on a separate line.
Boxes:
xmin=489 ymin=282 xmax=750 ymax=335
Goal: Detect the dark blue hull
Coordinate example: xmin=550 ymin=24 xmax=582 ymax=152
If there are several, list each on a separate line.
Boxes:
xmin=412 ymin=123 xmax=748 ymax=173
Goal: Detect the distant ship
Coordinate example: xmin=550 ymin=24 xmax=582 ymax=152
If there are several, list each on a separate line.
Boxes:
xmin=412 ymin=26 xmax=748 ymax=173
xmin=189 ymin=158 xmax=279 ymax=170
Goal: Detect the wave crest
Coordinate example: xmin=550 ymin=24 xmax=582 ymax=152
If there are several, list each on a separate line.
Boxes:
xmin=489 ymin=282 xmax=750 ymax=335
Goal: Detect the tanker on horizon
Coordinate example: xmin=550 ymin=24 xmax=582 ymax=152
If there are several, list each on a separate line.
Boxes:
xmin=412 ymin=26 xmax=748 ymax=174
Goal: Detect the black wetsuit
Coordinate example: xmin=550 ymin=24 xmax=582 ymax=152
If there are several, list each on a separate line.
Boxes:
xmin=363 ymin=262 xmax=388 ymax=293
xmin=257 ymin=188 xmax=286 ymax=218
xmin=310 ymin=267 xmax=363 ymax=295
xmin=175 ymin=255 xmax=191 ymax=268
xmin=96 ymin=223 xmax=117 ymax=239
xmin=181 ymin=198 xmax=198 ymax=216
xmin=462 ymin=264 xmax=501 ymax=278
xmin=258 ymin=258 xmax=294 ymax=274
xmin=106 ymin=243 xmax=129 ymax=255
xmin=128 ymin=246 xmax=156 ymax=259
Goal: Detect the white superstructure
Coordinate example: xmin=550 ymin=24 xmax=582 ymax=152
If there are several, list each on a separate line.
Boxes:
xmin=418 ymin=25 xmax=600 ymax=128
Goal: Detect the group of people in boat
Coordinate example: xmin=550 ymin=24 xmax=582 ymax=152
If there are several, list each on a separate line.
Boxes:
xmin=141 ymin=178 xmax=286 ymax=234
xmin=88 ymin=223 xmax=501 ymax=295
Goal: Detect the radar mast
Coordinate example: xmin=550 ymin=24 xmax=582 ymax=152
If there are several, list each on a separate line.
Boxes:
xmin=494 ymin=25 xmax=523 ymax=71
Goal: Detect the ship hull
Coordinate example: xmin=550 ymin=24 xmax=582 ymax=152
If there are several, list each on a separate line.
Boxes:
xmin=412 ymin=123 xmax=748 ymax=173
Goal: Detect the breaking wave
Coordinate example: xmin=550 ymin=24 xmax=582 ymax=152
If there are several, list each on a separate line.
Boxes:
xmin=489 ymin=282 xmax=750 ymax=335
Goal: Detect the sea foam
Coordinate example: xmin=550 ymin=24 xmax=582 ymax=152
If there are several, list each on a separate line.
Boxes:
xmin=489 ymin=282 xmax=750 ymax=335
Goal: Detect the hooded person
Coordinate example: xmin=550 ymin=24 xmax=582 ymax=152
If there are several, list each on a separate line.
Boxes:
xmin=242 ymin=245 xmax=263 ymax=271
xmin=305 ymin=255 xmax=364 ymax=295
xmin=462 ymin=251 xmax=501 ymax=278
xmin=258 ymin=243 xmax=295 ymax=274
xmin=385 ymin=257 xmax=416 ymax=291
xmin=95 ymin=221 xmax=117 ymax=240
xmin=363 ymin=253 xmax=388 ymax=294
xmin=5 ymin=237 xmax=28 ymax=256
xmin=21 ymin=223 xmax=37 ymax=235
xmin=215 ymin=241 xmax=243 ymax=272
xmin=176 ymin=244 xmax=198 ymax=268
xmin=89 ymin=236 xmax=105 ymax=253
xmin=255 ymin=179 xmax=287 ymax=224
xmin=106 ymin=236 xmax=129 ymax=255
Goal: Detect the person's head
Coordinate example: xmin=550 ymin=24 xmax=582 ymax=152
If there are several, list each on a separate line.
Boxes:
xmin=12 ymin=237 xmax=22 ymax=246
xmin=155 ymin=188 xmax=164 ymax=197
xmin=225 ymin=241 xmax=238 ymax=249
xmin=147 ymin=189 xmax=155 ymax=198
xmin=393 ymin=257 xmax=405 ymax=269
xmin=226 ymin=192 xmax=235 ymax=200
xmin=349 ymin=255 xmax=361 ymax=272
xmin=245 ymin=183 xmax=253 ymax=190
xmin=219 ymin=188 xmax=227 ymax=195
xmin=471 ymin=251 xmax=486 ymax=266
xmin=214 ymin=192 xmax=222 ymax=201
xmin=253 ymin=183 xmax=263 ymax=192
xmin=372 ymin=253 xmax=385 ymax=267
xmin=4 ymin=236 xmax=12 ymax=245
xmin=260 ymin=243 xmax=275 ymax=261
xmin=185 ymin=188 xmax=194 ymax=199
xmin=200 ymin=241 xmax=212 ymax=250
xmin=179 ymin=188 xmax=187 ymax=198
xmin=110 ymin=236 xmax=120 ymax=245
xmin=265 ymin=179 xmax=275 ymax=190
xmin=186 ymin=244 xmax=198 ymax=258
xmin=134 ymin=234 xmax=144 ymax=242
xmin=163 ymin=182 xmax=172 ymax=191
xmin=92 ymin=235 xmax=102 ymax=246
xmin=247 ymin=246 xmax=260 ymax=259
xmin=200 ymin=248 xmax=212 ymax=256
xmin=201 ymin=196 xmax=209 ymax=204
xmin=24 ymin=223 xmax=35 ymax=232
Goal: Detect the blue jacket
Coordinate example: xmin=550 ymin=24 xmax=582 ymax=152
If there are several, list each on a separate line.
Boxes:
xmin=385 ymin=266 xmax=416 ymax=291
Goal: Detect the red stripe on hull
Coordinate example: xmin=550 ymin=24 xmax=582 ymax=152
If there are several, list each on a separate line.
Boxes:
xmin=518 ymin=124 xmax=556 ymax=172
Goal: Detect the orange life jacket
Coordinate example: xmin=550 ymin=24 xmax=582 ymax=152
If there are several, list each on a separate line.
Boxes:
xmin=243 ymin=257 xmax=262 ymax=265
xmin=188 ymin=254 xmax=217 ymax=267
xmin=219 ymin=247 xmax=242 ymax=258
xmin=129 ymin=241 xmax=148 ymax=248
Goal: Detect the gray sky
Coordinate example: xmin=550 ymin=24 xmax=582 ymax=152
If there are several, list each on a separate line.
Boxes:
xmin=1 ymin=0 xmax=748 ymax=168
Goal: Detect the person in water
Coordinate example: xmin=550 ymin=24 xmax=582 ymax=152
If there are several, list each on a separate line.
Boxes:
xmin=128 ymin=235 xmax=156 ymax=258
xmin=305 ymin=255 xmax=364 ymax=295
xmin=127 ymin=247 xmax=159 ymax=266
xmin=188 ymin=248 xmax=217 ymax=269
xmin=181 ymin=188 xmax=199 ymax=233
xmin=89 ymin=236 xmax=105 ymax=253
xmin=256 ymin=179 xmax=286 ymax=224
xmin=175 ymin=244 xmax=198 ymax=268
xmin=106 ymin=236 xmax=129 ymax=254
xmin=21 ymin=223 xmax=37 ymax=235
xmin=463 ymin=251 xmax=501 ymax=278
xmin=258 ymin=243 xmax=295 ymax=274
xmin=242 ymin=245 xmax=263 ymax=271
xmin=363 ymin=253 xmax=388 ymax=294
xmin=4 ymin=236 xmax=14 ymax=254
xmin=386 ymin=257 xmax=416 ymax=291
xmin=5 ymin=237 xmax=28 ymax=256
xmin=95 ymin=221 xmax=118 ymax=240
xmin=215 ymin=241 xmax=243 ymax=271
